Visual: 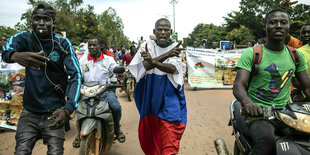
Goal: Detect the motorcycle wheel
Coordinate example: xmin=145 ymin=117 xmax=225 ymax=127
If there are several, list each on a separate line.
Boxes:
xmin=79 ymin=130 xmax=101 ymax=155
xmin=234 ymin=141 xmax=241 ymax=155
xmin=127 ymin=81 xmax=134 ymax=101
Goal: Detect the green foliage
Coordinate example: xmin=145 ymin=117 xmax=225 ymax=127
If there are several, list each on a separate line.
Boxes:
xmin=224 ymin=0 xmax=310 ymax=39
xmin=97 ymin=7 xmax=130 ymax=49
xmin=0 ymin=26 xmax=18 ymax=37
xmin=185 ymin=1 xmax=310 ymax=48
xmin=7 ymin=0 xmax=130 ymax=48
xmin=185 ymin=23 xmax=226 ymax=48
xmin=226 ymin=25 xmax=255 ymax=45
xmin=4 ymin=0 xmax=309 ymax=48
xmin=286 ymin=4 xmax=310 ymax=37
xmin=289 ymin=20 xmax=308 ymax=38
xmin=224 ymin=0 xmax=282 ymax=39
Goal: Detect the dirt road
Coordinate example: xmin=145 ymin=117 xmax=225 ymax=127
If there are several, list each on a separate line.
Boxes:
xmin=0 ymin=83 xmax=235 ymax=155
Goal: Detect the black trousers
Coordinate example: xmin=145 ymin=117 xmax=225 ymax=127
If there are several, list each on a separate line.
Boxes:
xmin=14 ymin=109 xmax=65 ymax=155
xmin=248 ymin=119 xmax=276 ymax=155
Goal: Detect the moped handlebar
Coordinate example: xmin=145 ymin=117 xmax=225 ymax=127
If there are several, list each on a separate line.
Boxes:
xmin=240 ymin=106 xmax=282 ymax=118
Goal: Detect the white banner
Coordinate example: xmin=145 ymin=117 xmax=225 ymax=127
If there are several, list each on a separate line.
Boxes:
xmin=186 ymin=47 xmax=244 ymax=88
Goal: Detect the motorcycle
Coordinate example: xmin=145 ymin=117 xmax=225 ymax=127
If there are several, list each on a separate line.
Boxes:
xmin=76 ymin=67 xmax=125 ymax=155
xmin=228 ymin=99 xmax=310 ymax=155
xmin=118 ymin=66 xmax=135 ymax=101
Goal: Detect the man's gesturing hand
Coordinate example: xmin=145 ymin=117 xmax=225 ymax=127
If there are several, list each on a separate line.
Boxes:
xmin=141 ymin=44 xmax=154 ymax=64
xmin=11 ymin=51 xmax=50 ymax=70
xmin=281 ymin=0 xmax=298 ymax=9
xmin=167 ymin=41 xmax=186 ymax=58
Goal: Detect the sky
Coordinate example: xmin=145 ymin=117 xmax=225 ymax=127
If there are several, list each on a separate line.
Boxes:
xmin=1 ymin=0 xmax=310 ymax=43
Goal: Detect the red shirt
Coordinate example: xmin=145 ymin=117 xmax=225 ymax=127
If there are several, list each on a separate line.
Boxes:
xmin=104 ymin=50 xmax=116 ymax=62
xmin=122 ymin=53 xmax=133 ymax=65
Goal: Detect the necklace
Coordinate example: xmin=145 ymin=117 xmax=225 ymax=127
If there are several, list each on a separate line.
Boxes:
xmin=33 ymin=31 xmax=55 ymax=57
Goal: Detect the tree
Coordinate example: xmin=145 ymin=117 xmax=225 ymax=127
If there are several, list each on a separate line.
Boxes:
xmin=185 ymin=23 xmax=226 ymax=48
xmin=226 ymin=25 xmax=255 ymax=45
xmin=97 ymin=7 xmax=130 ymax=49
xmin=224 ymin=0 xmax=310 ymax=39
xmin=12 ymin=0 xmax=130 ymax=46
xmin=224 ymin=0 xmax=282 ymax=39
xmin=0 ymin=26 xmax=18 ymax=37
xmin=286 ymin=3 xmax=310 ymax=37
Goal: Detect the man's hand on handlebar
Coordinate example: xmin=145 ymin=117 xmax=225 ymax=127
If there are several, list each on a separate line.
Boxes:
xmin=243 ymin=102 xmax=263 ymax=116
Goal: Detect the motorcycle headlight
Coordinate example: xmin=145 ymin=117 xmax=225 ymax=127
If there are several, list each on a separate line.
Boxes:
xmin=84 ymin=85 xmax=100 ymax=97
xmin=278 ymin=112 xmax=310 ymax=133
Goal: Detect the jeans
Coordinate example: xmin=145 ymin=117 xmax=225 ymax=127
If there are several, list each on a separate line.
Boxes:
xmin=99 ymin=91 xmax=122 ymax=133
xmin=248 ymin=119 xmax=276 ymax=155
xmin=15 ymin=109 xmax=65 ymax=155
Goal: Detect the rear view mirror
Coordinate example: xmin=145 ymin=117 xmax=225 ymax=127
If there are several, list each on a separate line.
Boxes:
xmin=113 ymin=66 xmax=125 ymax=74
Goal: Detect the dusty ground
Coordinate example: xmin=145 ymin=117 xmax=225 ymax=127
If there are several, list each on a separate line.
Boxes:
xmin=0 ymin=83 xmax=235 ymax=155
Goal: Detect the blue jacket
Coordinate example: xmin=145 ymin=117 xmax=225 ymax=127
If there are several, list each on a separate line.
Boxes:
xmin=2 ymin=31 xmax=82 ymax=113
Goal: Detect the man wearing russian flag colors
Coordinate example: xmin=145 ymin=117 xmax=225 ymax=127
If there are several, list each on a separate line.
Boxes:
xmin=128 ymin=18 xmax=187 ymax=155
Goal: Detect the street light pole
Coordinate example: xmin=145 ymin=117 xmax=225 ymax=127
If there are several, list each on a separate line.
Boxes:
xmin=170 ymin=0 xmax=178 ymax=33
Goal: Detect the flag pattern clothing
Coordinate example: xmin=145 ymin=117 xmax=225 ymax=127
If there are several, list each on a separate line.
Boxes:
xmin=128 ymin=40 xmax=187 ymax=155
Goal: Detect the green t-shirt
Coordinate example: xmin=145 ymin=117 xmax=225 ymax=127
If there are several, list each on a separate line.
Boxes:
xmin=236 ymin=45 xmax=307 ymax=107
xmin=299 ymin=44 xmax=310 ymax=75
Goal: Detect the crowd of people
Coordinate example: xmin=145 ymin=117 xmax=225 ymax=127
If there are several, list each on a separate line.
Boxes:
xmin=0 ymin=0 xmax=309 ymax=155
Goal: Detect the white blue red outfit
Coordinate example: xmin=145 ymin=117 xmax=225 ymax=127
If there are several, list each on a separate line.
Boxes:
xmin=129 ymin=40 xmax=187 ymax=155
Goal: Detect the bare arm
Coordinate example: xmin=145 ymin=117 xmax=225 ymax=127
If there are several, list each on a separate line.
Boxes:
xmin=142 ymin=42 xmax=185 ymax=74
xmin=233 ymin=69 xmax=253 ymax=106
xmin=142 ymin=52 xmax=170 ymax=70
xmin=295 ymin=70 xmax=310 ymax=101
xmin=149 ymin=61 xmax=178 ymax=74
xmin=142 ymin=52 xmax=178 ymax=74
xmin=233 ymin=68 xmax=262 ymax=116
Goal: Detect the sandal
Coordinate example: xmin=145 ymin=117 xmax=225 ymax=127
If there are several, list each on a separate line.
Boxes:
xmin=72 ymin=135 xmax=81 ymax=148
xmin=115 ymin=130 xmax=126 ymax=143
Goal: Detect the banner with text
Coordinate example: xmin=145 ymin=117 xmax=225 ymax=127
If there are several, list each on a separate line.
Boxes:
xmin=186 ymin=47 xmax=244 ymax=88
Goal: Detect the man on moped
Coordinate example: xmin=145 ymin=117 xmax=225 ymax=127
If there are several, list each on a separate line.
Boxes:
xmin=233 ymin=8 xmax=310 ymax=155
xmin=73 ymin=37 xmax=125 ymax=148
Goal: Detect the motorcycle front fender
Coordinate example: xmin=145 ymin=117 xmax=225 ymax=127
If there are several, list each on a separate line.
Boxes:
xmin=80 ymin=118 xmax=102 ymax=138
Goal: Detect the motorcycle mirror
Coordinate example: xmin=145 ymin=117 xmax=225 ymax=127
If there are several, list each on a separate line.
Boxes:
xmin=113 ymin=66 xmax=125 ymax=74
